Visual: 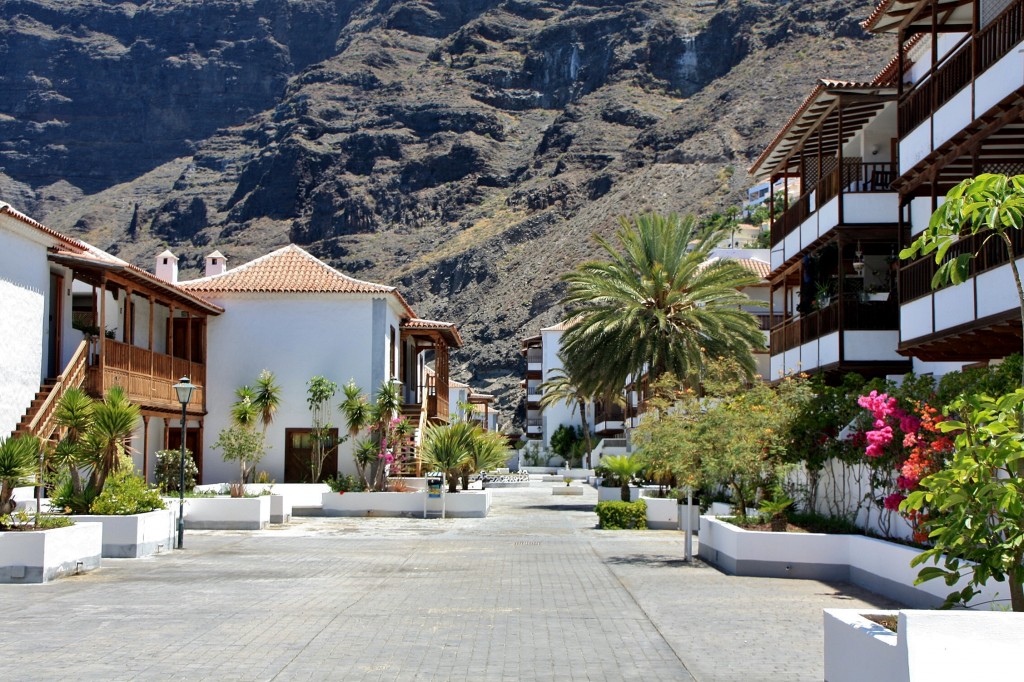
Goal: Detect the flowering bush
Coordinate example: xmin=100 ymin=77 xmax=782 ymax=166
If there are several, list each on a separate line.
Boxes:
xmin=856 ymin=391 xmax=954 ymax=542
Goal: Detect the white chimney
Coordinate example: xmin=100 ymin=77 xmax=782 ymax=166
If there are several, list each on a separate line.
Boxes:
xmin=155 ymin=250 xmax=178 ymax=284
xmin=205 ymin=250 xmax=227 ymax=277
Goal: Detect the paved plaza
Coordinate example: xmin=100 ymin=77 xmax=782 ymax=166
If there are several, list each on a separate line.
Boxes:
xmin=0 ymin=483 xmax=897 ymax=680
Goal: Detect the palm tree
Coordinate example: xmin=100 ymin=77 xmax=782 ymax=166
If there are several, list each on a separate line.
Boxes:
xmin=252 ymin=369 xmax=282 ymax=435
xmin=83 ymin=386 xmax=140 ymax=493
xmin=420 ymin=421 xmax=475 ymax=493
xmin=601 ymin=454 xmax=644 ymax=502
xmin=0 ymin=435 xmax=40 ymax=516
xmin=560 ymin=212 xmax=764 ymax=395
xmin=539 ymin=364 xmax=595 ymax=467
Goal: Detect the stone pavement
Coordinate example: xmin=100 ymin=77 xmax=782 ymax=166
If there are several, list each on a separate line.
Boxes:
xmin=0 ymin=483 xmax=897 ymax=681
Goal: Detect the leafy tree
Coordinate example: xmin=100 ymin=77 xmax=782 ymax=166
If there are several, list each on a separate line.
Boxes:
xmin=213 ymin=425 xmax=267 ymax=485
xmin=904 ymin=391 xmax=1024 ymax=611
xmin=0 ymin=435 xmax=40 ymax=516
xmin=632 ymin=375 xmax=701 ymax=496
xmin=549 ymin=424 xmax=583 ymax=466
xmin=155 ymin=448 xmax=197 ymax=493
xmin=901 ymin=173 xmax=1024 ymax=383
xmin=559 ymin=212 xmax=764 ymax=396
xmin=306 ymin=376 xmax=339 ymax=483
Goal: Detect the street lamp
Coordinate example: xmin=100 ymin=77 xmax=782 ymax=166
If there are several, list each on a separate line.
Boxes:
xmin=173 ymin=376 xmax=195 ymax=549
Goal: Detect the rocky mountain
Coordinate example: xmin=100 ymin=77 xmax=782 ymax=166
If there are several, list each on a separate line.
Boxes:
xmin=0 ymin=0 xmax=887 ymax=425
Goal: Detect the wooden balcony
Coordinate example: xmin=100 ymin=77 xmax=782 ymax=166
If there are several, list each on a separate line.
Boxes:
xmin=900 ymin=0 xmax=1024 ymax=134
xmin=85 ymin=338 xmax=206 ymax=414
xmin=900 ymin=226 xmax=1024 ymax=303
xmin=770 ymin=298 xmax=899 ymax=355
xmin=771 ymin=162 xmax=895 ymax=248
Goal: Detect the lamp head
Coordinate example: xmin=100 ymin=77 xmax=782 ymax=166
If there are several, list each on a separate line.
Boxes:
xmin=174 ymin=376 xmax=195 ymax=406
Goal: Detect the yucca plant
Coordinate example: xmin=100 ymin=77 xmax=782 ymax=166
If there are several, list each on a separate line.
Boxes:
xmin=85 ymin=386 xmax=141 ymax=493
xmin=420 ymin=421 xmax=475 ymax=493
xmin=0 ymin=435 xmax=40 ymax=516
xmin=461 ymin=426 xmax=508 ymax=490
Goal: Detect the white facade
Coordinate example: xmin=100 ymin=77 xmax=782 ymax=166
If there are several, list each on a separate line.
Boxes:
xmin=195 ymin=291 xmax=404 ymax=483
xmin=0 ymin=209 xmax=79 ymax=437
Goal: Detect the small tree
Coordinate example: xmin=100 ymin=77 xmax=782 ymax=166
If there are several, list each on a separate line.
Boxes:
xmin=903 ymin=391 xmax=1024 ymax=611
xmin=549 ymin=424 xmax=583 ymax=467
xmin=155 ymin=449 xmax=197 ymax=493
xmin=306 ymin=376 xmax=340 ymax=483
xmin=212 ymin=426 xmax=266 ymax=486
xmin=601 ymin=454 xmax=644 ymax=502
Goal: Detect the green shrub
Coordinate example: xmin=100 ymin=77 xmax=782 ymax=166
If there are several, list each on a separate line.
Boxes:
xmin=325 ymin=473 xmax=365 ymax=493
xmin=89 ymin=467 xmax=165 ymax=515
xmin=596 ymin=500 xmax=647 ymax=530
xmin=155 ymin=449 xmax=197 ymax=493
xmin=50 ymin=476 xmax=99 ymax=514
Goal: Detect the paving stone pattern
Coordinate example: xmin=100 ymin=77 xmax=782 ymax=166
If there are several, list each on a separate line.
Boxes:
xmin=0 ymin=484 xmax=897 ymax=680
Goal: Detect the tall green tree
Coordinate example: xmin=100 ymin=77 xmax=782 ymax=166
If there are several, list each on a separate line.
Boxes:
xmin=559 ymin=212 xmax=764 ymax=395
xmin=306 ymin=376 xmax=339 ymax=483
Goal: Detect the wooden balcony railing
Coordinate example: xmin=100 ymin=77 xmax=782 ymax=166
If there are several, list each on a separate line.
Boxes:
xmin=900 ymin=227 xmax=1024 ymax=302
xmin=770 ymin=299 xmax=899 ymax=355
xmin=16 ymin=340 xmax=89 ymax=441
xmin=86 ymin=338 xmax=205 ymax=412
xmin=900 ymin=0 xmax=1024 ymax=134
xmin=771 ymin=162 xmax=895 ymax=247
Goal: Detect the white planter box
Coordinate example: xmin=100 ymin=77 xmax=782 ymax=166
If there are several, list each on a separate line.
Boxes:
xmin=709 ymin=502 xmax=733 ymax=516
xmin=71 ymin=509 xmax=174 ymax=558
xmin=195 ymin=483 xmax=330 ymax=514
xmin=597 ymin=486 xmax=640 ymax=502
xmin=552 ymin=486 xmax=584 ymax=496
xmin=322 ymin=490 xmax=491 ymax=518
xmin=0 ymin=522 xmax=102 ymax=583
xmin=824 ymin=609 xmax=1024 ymax=682
xmin=179 ymin=496 xmax=271 ymax=530
xmin=270 ymin=494 xmax=291 ymax=524
xmin=698 ymin=517 xmax=1009 ymax=608
xmin=640 ymin=496 xmax=700 ymax=531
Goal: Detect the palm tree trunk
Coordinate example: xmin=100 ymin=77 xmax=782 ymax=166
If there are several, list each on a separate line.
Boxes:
xmin=620 ymin=481 xmax=630 ymax=502
xmin=578 ymin=399 xmax=592 ymax=468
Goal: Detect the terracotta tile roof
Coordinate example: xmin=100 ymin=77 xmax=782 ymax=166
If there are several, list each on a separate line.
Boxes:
xmin=401 ymin=318 xmax=464 ymax=347
xmin=1 ymin=201 xmax=88 ymax=253
xmin=181 ymin=244 xmax=397 ymax=294
xmin=735 ymin=258 xmax=771 ymax=279
xmin=541 ymin=318 xmax=578 ymax=332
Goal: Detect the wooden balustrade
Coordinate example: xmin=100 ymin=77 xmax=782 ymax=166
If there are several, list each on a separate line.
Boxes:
xmin=770 ymin=163 xmax=895 ymax=248
xmin=900 ymin=0 xmax=1024 ymax=134
xmin=770 ymin=298 xmax=898 ymax=355
xmin=90 ymin=339 xmax=205 ymax=411
xmin=19 ymin=340 xmax=89 ymax=440
xmin=900 ymin=227 xmax=1024 ymax=302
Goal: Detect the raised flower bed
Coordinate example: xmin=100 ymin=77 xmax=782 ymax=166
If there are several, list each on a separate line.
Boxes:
xmin=824 ymin=609 xmax=1024 ymax=682
xmin=322 ymin=490 xmax=491 ymax=518
xmin=71 ymin=508 xmax=174 ymax=558
xmin=0 ymin=522 xmax=102 ymax=583
xmin=169 ymin=496 xmax=271 ymax=530
xmin=698 ymin=516 xmax=1006 ymax=608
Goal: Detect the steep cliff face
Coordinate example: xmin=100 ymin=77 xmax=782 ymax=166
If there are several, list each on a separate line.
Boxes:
xmin=0 ymin=0 xmax=886 ymax=422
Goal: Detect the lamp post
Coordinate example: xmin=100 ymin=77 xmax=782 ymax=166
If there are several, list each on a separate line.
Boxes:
xmin=173 ymin=376 xmax=195 ymax=549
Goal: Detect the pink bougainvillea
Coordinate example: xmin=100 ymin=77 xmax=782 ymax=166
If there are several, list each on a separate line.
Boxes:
xmin=856 ymin=392 xmax=955 ymax=543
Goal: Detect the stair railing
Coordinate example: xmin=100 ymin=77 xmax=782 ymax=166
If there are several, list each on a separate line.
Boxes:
xmin=21 ymin=340 xmax=88 ymax=441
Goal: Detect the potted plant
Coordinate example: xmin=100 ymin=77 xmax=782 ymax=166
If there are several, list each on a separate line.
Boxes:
xmin=815 ymin=281 xmax=832 ymax=308
xmin=758 ymin=494 xmax=794 ymax=532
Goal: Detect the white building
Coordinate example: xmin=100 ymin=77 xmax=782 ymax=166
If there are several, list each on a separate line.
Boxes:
xmin=176 ymin=244 xmax=462 ymax=483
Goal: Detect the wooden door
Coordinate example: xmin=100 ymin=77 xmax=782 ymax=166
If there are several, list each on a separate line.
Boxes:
xmin=284 ymin=428 xmax=338 ymax=483
xmin=47 ymin=273 xmax=64 ymax=378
